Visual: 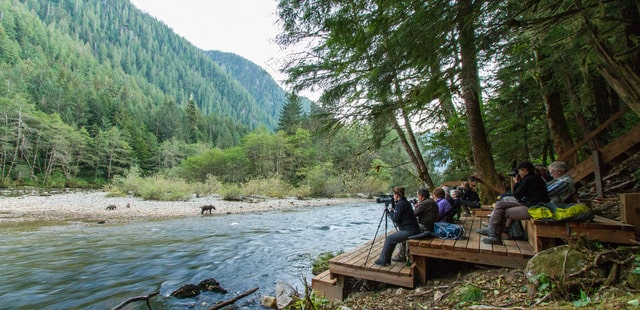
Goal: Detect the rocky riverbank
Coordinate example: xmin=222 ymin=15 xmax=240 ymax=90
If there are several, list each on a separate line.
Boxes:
xmin=0 ymin=190 xmax=369 ymax=224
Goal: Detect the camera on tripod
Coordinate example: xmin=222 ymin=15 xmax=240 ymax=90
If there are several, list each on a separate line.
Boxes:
xmin=375 ymin=194 xmax=394 ymax=208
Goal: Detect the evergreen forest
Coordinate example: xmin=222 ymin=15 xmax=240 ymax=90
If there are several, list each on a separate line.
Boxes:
xmin=1 ymin=0 xmax=639 ymax=202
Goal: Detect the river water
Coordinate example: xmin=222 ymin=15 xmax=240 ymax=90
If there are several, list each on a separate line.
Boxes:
xmin=0 ymin=201 xmax=388 ymax=309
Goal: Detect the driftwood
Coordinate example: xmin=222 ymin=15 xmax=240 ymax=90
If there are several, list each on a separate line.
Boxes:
xmin=110 ymin=290 xmax=159 ymax=310
xmin=208 ymin=287 xmax=258 ymax=310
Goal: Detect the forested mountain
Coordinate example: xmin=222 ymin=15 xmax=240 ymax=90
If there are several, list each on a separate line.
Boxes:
xmin=0 ymin=0 xmax=292 ymax=184
xmin=206 ymin=50 xmax=287 ymax=124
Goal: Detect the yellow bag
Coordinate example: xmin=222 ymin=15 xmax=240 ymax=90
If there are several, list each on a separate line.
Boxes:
xmin=528 ymin=206 xmax=554 ymax=220
xmin=553 ymin=203 xmax=590 ymax=221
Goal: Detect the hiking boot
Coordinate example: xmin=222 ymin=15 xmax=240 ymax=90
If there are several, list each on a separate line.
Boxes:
xmin=482 ymin=225 xmax=503 ymax=245
xmin=477 ymin=224 xmax=494 ymax=236
xmin=482 ymin=235 xmax=503 ymax=244
xmin=507 ymin=220 xmax=527 ymax=240
xmin=392 ymin=255 xmax=406 ymax=262
xmin=374 ymin=258 xmax=388 ymax=266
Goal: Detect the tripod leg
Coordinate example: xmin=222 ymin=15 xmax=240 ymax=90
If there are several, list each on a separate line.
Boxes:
xmin=364 ymin=208 xmax=389 ymax=266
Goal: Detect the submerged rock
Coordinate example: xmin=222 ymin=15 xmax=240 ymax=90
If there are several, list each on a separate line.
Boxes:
xmin=171 ymin=284 xmax=200 ymax=298
xmin=198 ymin=278 xmax=227 ymax=293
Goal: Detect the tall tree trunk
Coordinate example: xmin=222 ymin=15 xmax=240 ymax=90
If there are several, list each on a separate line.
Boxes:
xmin=390 ymin=108 xmax=435 ymax=190
xmin=457 ymin=1 xmax=501 ymax=201
xmin=534 ymin=50 xmax=577 ymax=167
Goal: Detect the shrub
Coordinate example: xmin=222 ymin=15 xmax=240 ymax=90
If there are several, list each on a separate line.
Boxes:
xmin=242 ymin=177 xmax=290 ymax=198
xmin=289 ymin=185 xmax=312 ymax=198
xmin=221 ymin=184 xmax=243 ymax=201
xmin=107 ymin=168 xmax=193 ymax=201
xmin=191 ymin=175 xmax=223 ymax=197
xmin=137 ymin=175 xmax=192 ymax=201
xmin=311 ymin=252 xmax=342 ymax=276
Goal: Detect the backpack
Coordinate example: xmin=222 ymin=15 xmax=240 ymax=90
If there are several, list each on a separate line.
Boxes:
xmin=433 ymin=222 xmax=465 ymax=239
xmin=527 ymin=203 xmax=594 ymax=223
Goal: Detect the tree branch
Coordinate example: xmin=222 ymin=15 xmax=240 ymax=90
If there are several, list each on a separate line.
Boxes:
xmin=110 ymin=291 xmax=159 ymax=310
xmin=208 ymin=287 xmax=259 ymax=310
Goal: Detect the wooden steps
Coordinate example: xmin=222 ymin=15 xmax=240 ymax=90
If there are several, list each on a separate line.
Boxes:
xmin=311 ymin=270 xmax=345 ymax=300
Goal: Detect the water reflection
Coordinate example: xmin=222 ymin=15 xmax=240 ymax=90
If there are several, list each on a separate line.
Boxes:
xmin=0 ymin=202 xmax=382 ymax=309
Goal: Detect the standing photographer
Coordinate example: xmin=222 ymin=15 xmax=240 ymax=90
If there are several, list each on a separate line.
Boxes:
xmin=375 ymin=186 xmax=421 ymax=266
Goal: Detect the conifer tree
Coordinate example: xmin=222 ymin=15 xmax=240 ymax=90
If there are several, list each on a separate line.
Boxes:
xmin=277 ymin=93 xmax=304 ymax=135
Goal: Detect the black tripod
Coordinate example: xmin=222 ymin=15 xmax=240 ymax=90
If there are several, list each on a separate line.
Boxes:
xmin=364 ymin=203 xmax=398 ymax=266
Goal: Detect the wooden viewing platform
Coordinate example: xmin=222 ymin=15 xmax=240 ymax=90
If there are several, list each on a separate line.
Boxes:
xmin=313 ymin=195 xmax=640 ymax=301
xmin=313 ymin=213 xmax=534 ymax=300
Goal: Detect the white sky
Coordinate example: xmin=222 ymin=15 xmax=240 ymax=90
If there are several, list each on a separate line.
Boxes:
xmin=129 ymin=0 xmax=298 ymax=94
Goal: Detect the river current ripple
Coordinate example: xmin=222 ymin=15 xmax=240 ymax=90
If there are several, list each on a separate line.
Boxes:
xmin=0 ymin=202 xmax=386 ymax=309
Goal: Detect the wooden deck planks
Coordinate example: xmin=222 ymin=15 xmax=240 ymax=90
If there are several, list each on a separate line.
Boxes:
xmin=328 ymin=231 xmax=414 ymax=288
xmin=408 ymin=214 xmax=533 ymax=273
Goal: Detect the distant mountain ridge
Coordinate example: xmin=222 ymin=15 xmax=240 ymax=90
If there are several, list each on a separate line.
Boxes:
xmin=6 ymin=0 xmax=289 ymax=131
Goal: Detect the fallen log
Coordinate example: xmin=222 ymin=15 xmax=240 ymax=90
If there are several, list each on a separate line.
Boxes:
xmin=208 ymin=287 xmax=259 ymax=310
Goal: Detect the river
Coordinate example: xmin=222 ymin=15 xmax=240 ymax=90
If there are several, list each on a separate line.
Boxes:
xmin=0 ymin=201 xmax=388 ymax=309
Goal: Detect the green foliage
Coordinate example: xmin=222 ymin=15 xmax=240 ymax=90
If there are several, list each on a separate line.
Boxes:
xmin=454 ymin=284 xmax=483 ymax=304
xmin=633 ymin=255 xmax=640 ymax=275
xmin=107 ymin=168 xmax=192 ymax=201
xmin=572 ymin=289 xmax=591 ymax=307
xmin=298 ymin=162 xmax=337 ymax=197
xmin=242 ymin=177 xmax=290 ymax=198
xmin=536 ymin=273 xmax=555 ymax=298
xmin=0 ymin=0 xmax=283 ymax=185
xmin=278 ymin=93 xmax=306 ymax=135
xmin=221 ymin=184 xmax=243 ymax=201
xmin=311 ymin=252 xmax=342 ymax=276
xmin=285 ymin=286 xmax=332 ymax=310
xmin=3 ymin=0 xmax=638 ymax=195
xmin=190 ymin=175 xmax=224 ymax=198
xmin=180 ymin=147 xmax=249 ymax=183
xmin=136 ymin=176 xmax=193 ymax=201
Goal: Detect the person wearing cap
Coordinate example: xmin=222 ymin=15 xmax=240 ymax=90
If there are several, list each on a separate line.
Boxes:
xmin=478 ymin=161 xmax=550 ymax=245
xmin=374 ymin=186 xmax=421 ymax=266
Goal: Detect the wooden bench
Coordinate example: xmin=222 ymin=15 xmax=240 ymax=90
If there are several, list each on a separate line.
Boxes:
xmin=522 ymin=193 xmax=640 ymax=252
xmin=524 ymin=215 xmax=636 ymax=252
xmin=471 ymin=205 xmax=493 ymax=217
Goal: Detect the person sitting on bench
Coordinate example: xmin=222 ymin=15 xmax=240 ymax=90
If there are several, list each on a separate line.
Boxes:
xmin=413 ymin=187 xmax=438 ymax=234
xmin=478 ymin=161 xmax=550 ymax=245
xmin=459 ymin=181 xmax=480 ymax=215
xmin=506 ymin=161 xmax=576 ymax=240
xmin=374 ymin=186 xmax=421 ymax=266
xmin=546 ymin=161 xmax=575 ymax=204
